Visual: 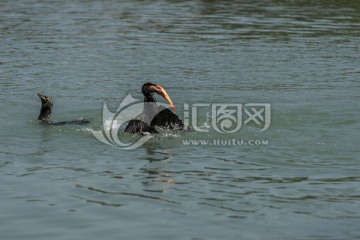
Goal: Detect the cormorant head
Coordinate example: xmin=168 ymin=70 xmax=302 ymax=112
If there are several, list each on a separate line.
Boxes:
xmin=141 ymin=82 xmax=176 ymax=112
xmin=141 ymin=82 xmax=157 ymax=95
xmin=37 ymin=93 xmax=53 ymax=122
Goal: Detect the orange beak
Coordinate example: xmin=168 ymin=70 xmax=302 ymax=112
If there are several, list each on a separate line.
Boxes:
xmin=154 ymin=85 xmax=176 ymax=113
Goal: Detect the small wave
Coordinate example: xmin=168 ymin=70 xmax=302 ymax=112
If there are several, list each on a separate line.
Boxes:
xmin=82 ymin=127 xmax=94 ymax=132
xmin=104 ymin=119 xmax=123 ymax=131
xmin=161 ymin=133 xmax=180 ymax=139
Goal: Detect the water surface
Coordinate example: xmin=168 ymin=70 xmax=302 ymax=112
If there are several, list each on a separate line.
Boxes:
xmin=1 ymin=0 xmax=360 ymax=239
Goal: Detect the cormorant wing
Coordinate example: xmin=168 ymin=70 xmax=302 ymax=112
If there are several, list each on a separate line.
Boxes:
xmin=124 ymin=112 xmax=158 ymax=134
xmin=151 ymin=106 xmax=185 ymax=130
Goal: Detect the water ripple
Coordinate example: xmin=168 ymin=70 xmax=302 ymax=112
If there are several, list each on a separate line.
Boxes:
xmin=75 ymin=184 xmax=182 ymax=205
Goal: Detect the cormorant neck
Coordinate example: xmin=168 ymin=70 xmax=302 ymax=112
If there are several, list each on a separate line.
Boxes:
xmin=144 ymin=93 xmax=156 ymax=103
xmin=38 ymin=106 xmax=52 ymax=122
xmin=143 ymin=94 xmax=159 ymax=116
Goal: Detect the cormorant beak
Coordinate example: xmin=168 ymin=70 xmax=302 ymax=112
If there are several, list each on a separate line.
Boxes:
xmin=153 ymin=85 xmax=176 ymax=113
xmin=37 ymin=93 xmax=46 ymax=102
xmin=37 ymin=93 xmax=52 ymax=105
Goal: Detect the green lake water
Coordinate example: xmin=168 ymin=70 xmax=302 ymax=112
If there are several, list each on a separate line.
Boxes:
xmin=1 ymin=0 xmax=359 ymax=239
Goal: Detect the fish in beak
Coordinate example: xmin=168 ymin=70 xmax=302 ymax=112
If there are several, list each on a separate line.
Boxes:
xmin=153 ymin=85 xmax=176 ymax=113
xmin=146 ymin=83 xmax=176 ymax=112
